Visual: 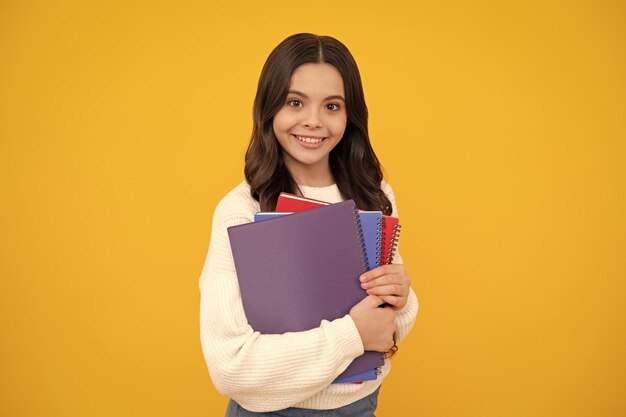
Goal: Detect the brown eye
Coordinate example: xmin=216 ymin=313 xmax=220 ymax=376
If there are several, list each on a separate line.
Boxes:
xmin=288 ymin=99 xmax=302 ymax=107
xmin=327 ymin=103 xmax=340 ymax=111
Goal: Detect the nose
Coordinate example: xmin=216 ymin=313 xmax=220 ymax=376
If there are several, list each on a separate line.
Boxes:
xmin=303 ymin=107 xmax=322 ymax=128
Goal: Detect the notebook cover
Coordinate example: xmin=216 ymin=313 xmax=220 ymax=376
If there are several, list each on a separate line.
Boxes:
xmin=255 ymin=211 xmax=382 ymax=271
xmin=255 ymin=210 xmax=382 ymax=384
xmin=358 ymin=211 xmax=383 ymax=270
xmin=334 ymin=368 xmax=378 ymax=383
xmin=277 ymin=192 xmax=400 ymax=264
xmin=275 ymin=193 xmax=332 ymax=212
xmin=380 ymin=216 xmax=400 ymax=265
xmin=229 ymin=200 xmax=384 ymax=379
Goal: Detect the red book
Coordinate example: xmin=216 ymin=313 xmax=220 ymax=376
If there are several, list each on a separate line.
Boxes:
xmin=276 ymin=193 xmax=401 ymax=265
xmin=276 ymin=193 xmax=331 ymax=212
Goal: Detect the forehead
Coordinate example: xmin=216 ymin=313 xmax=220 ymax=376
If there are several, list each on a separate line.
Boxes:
xmin=289 ymin=63 xmax=345 ymax=95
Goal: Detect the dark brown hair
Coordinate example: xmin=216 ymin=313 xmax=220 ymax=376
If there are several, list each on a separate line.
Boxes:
xmin=244 ymin=33 xmax=392 ymax=215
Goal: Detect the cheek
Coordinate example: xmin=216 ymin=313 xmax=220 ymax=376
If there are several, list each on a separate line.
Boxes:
xmin=272 ymin=110 xmax=293 ymax=134
xmin=272 ymin=114 xmax=291 ymax=149
xmin=331 ymin=115 xmax=348 ymax=137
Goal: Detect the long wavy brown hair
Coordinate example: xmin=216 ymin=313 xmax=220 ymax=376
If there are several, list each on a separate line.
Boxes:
xmin=244 ymin=33 xmax=392 ymax=215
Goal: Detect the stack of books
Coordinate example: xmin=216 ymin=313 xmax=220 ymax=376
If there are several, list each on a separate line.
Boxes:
xmin=227 ymin=193 xmax=401 ymax=383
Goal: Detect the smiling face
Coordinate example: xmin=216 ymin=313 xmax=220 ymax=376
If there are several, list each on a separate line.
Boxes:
xmin=272 ymin=62 xmax=348 ymax=185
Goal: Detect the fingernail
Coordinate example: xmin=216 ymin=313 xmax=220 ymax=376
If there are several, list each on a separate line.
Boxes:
xmin=359 ymin=275 xmax=365 ymax=282
xmin=361 ymin=282 xmax=368 ymax=288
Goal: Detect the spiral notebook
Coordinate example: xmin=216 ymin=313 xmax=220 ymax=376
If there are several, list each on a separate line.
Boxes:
xmin=276 ymin=193 xmax=402 ymax=265
xmin=255 ymin=211 xmax=383 ymax=271
xmin=254 ymin=210 xmax=383 ymax=383
xmin=228 ymin=200 xmax=385 ymax=381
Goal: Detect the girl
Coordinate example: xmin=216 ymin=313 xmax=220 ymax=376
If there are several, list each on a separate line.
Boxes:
xmin=199 ymin=33 xmax=418 ymax=416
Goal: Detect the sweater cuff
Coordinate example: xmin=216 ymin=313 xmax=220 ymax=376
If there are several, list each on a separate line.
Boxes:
xmin=394 ymin=288 xmax=418 ymax=343
xmin=330 ymin=314 xmax=365 ymax=360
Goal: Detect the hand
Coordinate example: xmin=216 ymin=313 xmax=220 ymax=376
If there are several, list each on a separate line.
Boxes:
xmin=349 ymin=295 xmax=396 ymax=352
xmin=359 ymin=264 xmax=411 ymax=310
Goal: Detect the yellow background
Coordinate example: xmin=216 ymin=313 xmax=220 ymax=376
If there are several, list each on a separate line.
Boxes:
xmin=1 ymin=0 xmax=625 ymax=416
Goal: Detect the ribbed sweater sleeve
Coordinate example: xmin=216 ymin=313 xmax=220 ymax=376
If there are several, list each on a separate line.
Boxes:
xmin=198 ymin=186 xmax=366 ymax=412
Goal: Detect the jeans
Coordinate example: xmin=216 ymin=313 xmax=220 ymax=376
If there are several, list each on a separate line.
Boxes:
xmin=225 ymin=386 xmax=380 ymax=417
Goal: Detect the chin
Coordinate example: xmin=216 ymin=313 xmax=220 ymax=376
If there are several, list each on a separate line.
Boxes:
xmin=292 ymin=156 xmax=327 ymax=166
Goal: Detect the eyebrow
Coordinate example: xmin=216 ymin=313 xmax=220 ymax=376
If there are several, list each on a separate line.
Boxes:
xmin=288 ymin=90 xmax=345 ymax=102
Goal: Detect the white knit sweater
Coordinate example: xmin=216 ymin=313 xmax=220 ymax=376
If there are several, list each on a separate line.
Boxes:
xmin=199 ymin=180 xmax=418 ymax=412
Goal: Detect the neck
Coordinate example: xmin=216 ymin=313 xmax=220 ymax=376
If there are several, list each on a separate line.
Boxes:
xmin=285 ymin=158 xmax=335 ymax=187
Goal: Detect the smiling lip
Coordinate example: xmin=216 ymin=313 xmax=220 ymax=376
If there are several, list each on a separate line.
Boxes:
xmin=291 ymin=134 xmax=327 ymax=148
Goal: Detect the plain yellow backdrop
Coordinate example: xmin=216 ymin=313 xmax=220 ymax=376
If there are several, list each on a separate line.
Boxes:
xmin=1 ymin=0 xmax=625 ymax=416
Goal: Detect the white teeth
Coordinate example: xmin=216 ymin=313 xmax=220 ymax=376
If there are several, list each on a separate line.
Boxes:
xmin=295 ymin=135 xmax=324 ymax=144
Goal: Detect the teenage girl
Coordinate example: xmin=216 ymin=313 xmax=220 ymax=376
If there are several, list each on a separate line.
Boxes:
xmin=199 ymin=33 xmax=418 ymax=416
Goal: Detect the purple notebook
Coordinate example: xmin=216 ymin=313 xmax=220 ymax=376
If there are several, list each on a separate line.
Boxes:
xmin=227 ymin=200 xmax=385 ymax=380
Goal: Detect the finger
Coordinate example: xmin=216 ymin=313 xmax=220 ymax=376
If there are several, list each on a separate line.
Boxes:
xmin=360 ymin=294 xmax=385 ymax=308
xmin=365 ymin=284 xmax=404 ymax=297
xmin=359 ymin=264 xmax=397 ymax=282
xmin=361 ymin=274 xmax=402 ymax=290
xmin=378 ymin=295 xmax=404 ymax=308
